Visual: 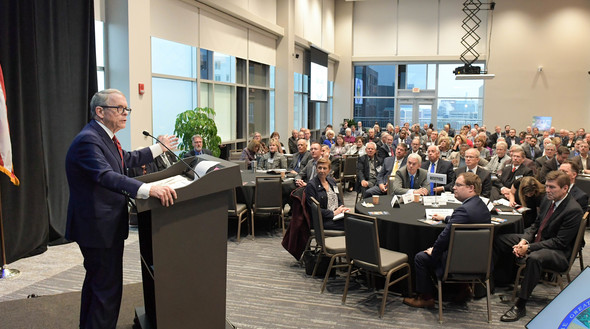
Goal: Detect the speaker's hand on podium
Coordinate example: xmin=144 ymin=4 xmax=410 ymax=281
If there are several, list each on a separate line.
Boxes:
xmin=149 ymin=185 xmax=177 ymax=207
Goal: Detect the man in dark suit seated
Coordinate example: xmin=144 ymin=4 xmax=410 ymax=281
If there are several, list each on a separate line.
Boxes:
xmin=409 ymin=137 xmax=426 ymax=161
xmin=390 ymin=153 xmax=430 ymax=195
xmin=571 ymin=140 xmax=590 ymax=174
xmin=377 ymin=133 xmax=395 ymax=162
xmin=363 ymin=143 xmax=408 ymax=197
xmin=421 ymin=145 xmax=455 ymax=194
xmin=493 ymin=147 xmax=534 ymax=200
xmin=559 ymin=160 xmax=589 ymax=213
xmin=66 ymin=89 xmax=177 ymax=329
xmin=454 ymin=148 xmax=492 ymax=198
xmin=294 ymin=142 xmax=322 ymax=187
xmin=356 ymin=142 xmax=382 ymax=196
xmin=403 ymin=172 xmax=491 ymax=308
xmin=506 ymin=128 xmax=521 ymax=148
xmin=182 ymin=134 xmax=213 ymax=157
xmin=535 ymin=143 xmax=555 ymax=170
xmin=288 ymin=129 xmax=299 ymax=154
xmin=538 ymin=146 xmax=570 ymax=183
xmin=522 ymin=135 xmax=541 ymax=160
xmin=495 ymin=171 xmax=583 ymax=322
xmin=288 ymin=138 xmax=311 ymax=174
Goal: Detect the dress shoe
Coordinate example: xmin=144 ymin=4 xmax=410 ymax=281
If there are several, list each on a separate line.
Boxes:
xmin=403 ymin=296 xmax=435 ymax=308
xmin=452 ymin=285 xmax=473 ymax=303
xmin=500 ymin=305 xmax=526 ymax=322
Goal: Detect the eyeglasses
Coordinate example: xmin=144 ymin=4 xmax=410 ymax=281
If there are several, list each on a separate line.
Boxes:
xmin=99 ymin=105 xmax=132 ymax=114
xmin=454 ymin=182 xmax=466 ymax=187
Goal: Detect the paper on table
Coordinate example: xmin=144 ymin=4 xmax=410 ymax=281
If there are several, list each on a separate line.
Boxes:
xmin=425 ymin=208 xmax=454 ymax=220
xmin=493 ymin=198 xmax=511 ymax=207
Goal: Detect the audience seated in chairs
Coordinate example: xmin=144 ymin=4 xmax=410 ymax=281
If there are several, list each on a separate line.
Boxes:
xmin=364 ymin=143 xmax=408 ymax=197
xmin=355 ymin=142 xmax=382 ymax=198
xmin=390 ymin=153 xmax=430 ymax=196
xmin=453 ymin=148 xmax=492 ymax=198
xmin=240 ymin=139 xmax=261 ymax=170
xmin=288 ymin=138 xmax=311 ymax=174
xmin=305 ymin=158 xmax=350 ymax=231
xmin=403 ymin=172 xmax=491 ymax=308
xmin=421 ymin=145 xmax=455 ymax=194
xmin=507 ymin=176 xmax=545 ymax=228
xmin=494 ymin=170 xmax=583 ymax=322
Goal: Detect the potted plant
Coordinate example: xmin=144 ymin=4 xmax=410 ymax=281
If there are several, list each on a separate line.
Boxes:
xmin=174 ymin=107 xmax=222 ymax=157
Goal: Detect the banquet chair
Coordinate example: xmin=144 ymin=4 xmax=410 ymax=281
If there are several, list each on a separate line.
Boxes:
xmin=511 ymin=212 xmax=588 ymax=301
xmin=339 ymin=155 xmax=358 ymax=193
xmin=308 ymin=197 xmax=347 ymax=293
xmin=436 ymin=224 xmax=494 ymax=323
xmin=251 ymin=176 xmax=284 ymax=239
xmin=342 ymin=213 xmax=412 ymax=318
xmin=229 ymin=159 xmax=247 ymax=170
xmin=227 ymin=188 xmax=248 ymax=242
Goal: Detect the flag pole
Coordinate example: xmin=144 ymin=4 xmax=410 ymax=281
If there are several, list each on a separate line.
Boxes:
xmin=0 ymin=185 xmax=20 ymax=279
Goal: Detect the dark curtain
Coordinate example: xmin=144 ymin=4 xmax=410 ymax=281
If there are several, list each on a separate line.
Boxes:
xmin=0 ymin=0 xmax=97 ymax=263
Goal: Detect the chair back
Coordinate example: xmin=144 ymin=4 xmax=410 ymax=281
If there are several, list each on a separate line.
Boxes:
xmin=254 ymin=176 xmax=282 ymax=211
xmin=230 ymin=159 xmax=247 ymax=170
xmin=227 ymin=188 xmax=238 ymax=213
xmin=343 ymin=212 xmax=381 ymax=272
xmin=566 ymin=211 xmax=589 ymax=272
xmin=341 ymin=155 xmax=358 ymax=179
xmin=309 ymin=197 xmax=326 ymax=248
xmin=442 ymin=224 xmax=494 ymax=281
xmin=229 ymin=150 xmax=242 ymax=160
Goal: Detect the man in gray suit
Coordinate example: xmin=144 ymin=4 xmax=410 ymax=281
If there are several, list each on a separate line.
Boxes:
xmin=391 ymin=153 xmax=430 ymax=195
xmin=363 ymin=143 xmax=408 ymax=197
xmin=523 ymin=135 xmax=541 ymax=160
xmin=288 ymin=138 xmax=311 ymax=174
xmin=295 ymin=142 xmax=322 ymax=187
xmin=571 ymin=141 xmax=590 ymax=174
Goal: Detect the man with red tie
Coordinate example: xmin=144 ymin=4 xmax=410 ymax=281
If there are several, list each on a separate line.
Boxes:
xmin=494 ymin=170 xmax=582 ymax=322
xmin=66 ymin=89 xmax=178 ymax=329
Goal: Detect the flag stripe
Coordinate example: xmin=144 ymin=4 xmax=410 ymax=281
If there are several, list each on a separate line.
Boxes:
xmin=0 ymin=64 xmax=20 ymax=186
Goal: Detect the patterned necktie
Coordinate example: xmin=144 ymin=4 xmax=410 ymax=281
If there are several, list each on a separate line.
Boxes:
xmin=535 ymin=202 xmax=555 ymax=242
xmin=112 ymin=136 xmax=124 ymax=169
xmin=430 ymin=162 xmax=435 ymax=195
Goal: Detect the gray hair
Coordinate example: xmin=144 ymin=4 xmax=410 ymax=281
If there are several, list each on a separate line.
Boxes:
xmin=407 ymin=153 xmax=422 ymax=164
xmin=90 ymin=89 xmax=124 ymax=119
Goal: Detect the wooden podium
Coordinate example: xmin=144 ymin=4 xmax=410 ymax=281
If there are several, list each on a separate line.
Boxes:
xmin=133 ymin=155 xmax=240 ymax=328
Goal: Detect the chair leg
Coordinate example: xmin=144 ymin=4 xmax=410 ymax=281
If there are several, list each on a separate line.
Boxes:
xmin=380 ymin=271 xmax=392 ymax=318
xmin=437 ymin=280 xmax=443 ymax=324
xmin=511 ymin=264 xmax=526 ymax=302
xmin=579 ymin=250 xmax=584 ymax=270
xmin=486 ymin=279 xmax=492 ymax=323
xmin=281 ymin=210 xmax=285 ymax=236
xmin=237 ymin=213 xmax=242 ymax=243
xmin=342 ymin=263 xmax=353 ymax=304
xmin=321 ymin=254 xmax=339 ymax=293
xmin=311 ymin=253 xmax=322 ymax=278
xmin=250 ymin=210 xmax=255 ymax=240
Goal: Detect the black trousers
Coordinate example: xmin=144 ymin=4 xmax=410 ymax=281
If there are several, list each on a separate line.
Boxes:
xmin=493 ymin=233 xmax=569 ymax=300
xmin=78 ymin=241 xmax=125 ymax=329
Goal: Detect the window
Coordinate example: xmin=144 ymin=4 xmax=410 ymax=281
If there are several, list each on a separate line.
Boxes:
xmin=152 ymin=38 xmax=275 ymax=145
xmin=95 ymin=21 xmax=105 ymax=90
xmin=293 ymin=72 xmax=309 ymax=130
xmin=353 ymin=63 xmax=485 ymax=130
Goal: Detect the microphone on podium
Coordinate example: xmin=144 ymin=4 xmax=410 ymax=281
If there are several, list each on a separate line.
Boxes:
xmin=142 ymin=130 xmax=200 ymax=179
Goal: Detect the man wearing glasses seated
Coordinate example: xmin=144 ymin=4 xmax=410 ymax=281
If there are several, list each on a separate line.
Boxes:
xmin=403 ymin=172 xmax=491 ymax=308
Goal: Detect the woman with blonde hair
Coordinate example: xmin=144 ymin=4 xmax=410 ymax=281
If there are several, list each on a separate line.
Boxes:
xmin=258 ymin=139 xmax=288 ymax=170
xmin=437 ymin=136 xmax=452 ymax=159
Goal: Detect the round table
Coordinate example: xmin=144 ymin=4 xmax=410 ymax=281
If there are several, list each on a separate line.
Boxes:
xmin=355 ymin=195 xmax=524 ymax=267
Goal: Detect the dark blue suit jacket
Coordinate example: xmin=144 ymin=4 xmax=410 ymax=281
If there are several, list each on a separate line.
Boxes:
xmin=66 ymin=120 xmax=154 ymax=248
xmin=431 ymin=196 xmax=491 ymax=277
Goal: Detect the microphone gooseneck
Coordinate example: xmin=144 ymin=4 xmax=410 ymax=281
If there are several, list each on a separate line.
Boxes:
xmin=142 ymin=130 xmax=200 ymax=179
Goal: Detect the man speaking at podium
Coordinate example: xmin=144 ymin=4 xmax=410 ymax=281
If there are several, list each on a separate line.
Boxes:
xmin=65 ymin=89 xmax=177 ymax=329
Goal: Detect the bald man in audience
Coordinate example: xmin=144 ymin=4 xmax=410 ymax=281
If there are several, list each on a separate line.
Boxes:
xmin=421 ymin=145 xmax=455 ymax=194
xmin=453 ymin=148 xmax=492 ymax=198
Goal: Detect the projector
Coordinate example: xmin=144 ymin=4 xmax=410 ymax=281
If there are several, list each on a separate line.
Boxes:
xmin=453 ymin=65 xmax=481 ymax=75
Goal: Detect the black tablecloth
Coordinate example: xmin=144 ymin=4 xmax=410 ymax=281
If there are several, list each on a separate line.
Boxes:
xmin=355 ymin=195 xmax=524 ymax=267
